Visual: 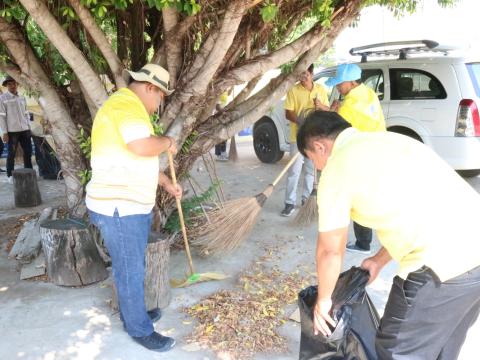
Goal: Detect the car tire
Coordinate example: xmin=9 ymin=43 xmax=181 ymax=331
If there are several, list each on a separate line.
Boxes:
xmin=456 ymin=169 xmax=480 ymax=178
xmin=253 ymin=119 xmax=284 ymax=163
xmin=388 ymin=127 xmax=423 ymax=142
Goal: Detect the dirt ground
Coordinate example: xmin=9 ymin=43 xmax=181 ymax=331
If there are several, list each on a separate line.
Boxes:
xmin=0 ymin=139 xmax=479 ymax=360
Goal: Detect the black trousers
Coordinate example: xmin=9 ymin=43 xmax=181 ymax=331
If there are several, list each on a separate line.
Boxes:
xmin=7 ymin=130 xmax=33 ymax=177
xmin=376 ymin=265 xmax=480 ymax=360
xmin=353 ymin=222 xmax=372 ymax=250
xmin=215 ymin=141 xmax=227 ymax=155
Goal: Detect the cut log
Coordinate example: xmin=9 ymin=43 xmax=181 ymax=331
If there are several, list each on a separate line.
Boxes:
xmin=40 ymin=218 xmax=108 ymax=286
xmin=110 ymin=231 xmax=173 ymax=311
xmin=12 ymin=168 xmax=42 ymax=207
xmin=9 ymin=207 xmax=52 ymax=263
xmin=144 ymin=231 xmax=173 ymax=310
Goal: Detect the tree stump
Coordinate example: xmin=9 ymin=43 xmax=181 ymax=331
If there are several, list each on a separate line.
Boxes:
xmin=13 ymin=169 xmax=42 ymax=207
xmin=111 ymin=231 xmax=173 ymax=311
xmin=40 ymin=218 xmax=108 ymax=286
xmin=144 ymin=232 xmax=173 ymax=310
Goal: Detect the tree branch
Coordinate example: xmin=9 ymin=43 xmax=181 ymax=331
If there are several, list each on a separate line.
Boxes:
xmin=67 ymin=0 xmax=126 ymax=88
xmin=19 ymin=0 xmax=107 ymax=113
xmin=216 ymin=0 xmax=362 ymax=90
xmin=187 ymin=1 xmax=246 ymax=96
xmin=160 ymin=1 xmax=246 ymax=129
xmin=162 ymin=6 xmax=181 ymax=89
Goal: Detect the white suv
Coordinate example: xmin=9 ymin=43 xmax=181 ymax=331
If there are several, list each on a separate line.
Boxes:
xmin=253 ymin=40 xmax=480 ymax=177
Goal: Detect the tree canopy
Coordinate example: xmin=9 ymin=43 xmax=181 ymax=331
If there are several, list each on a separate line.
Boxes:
xmin=0 ymin=0 xmax=456 ymax=215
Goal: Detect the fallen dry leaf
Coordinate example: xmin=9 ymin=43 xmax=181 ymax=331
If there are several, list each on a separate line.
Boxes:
xmin=183 ymin=263 xmax=315 ymax=359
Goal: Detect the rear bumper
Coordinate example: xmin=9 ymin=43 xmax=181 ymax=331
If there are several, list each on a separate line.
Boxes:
xmin=427 ymin=136 xmax=480 ymax=170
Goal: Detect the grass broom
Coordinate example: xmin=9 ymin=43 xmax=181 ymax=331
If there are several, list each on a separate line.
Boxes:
xmin=167 ymin=152 xmax=228 ymax=288
xmin=192 ymin=152 xmax=300 ymax=255
xmin=292 ymin=170 xmax=318 ymax=227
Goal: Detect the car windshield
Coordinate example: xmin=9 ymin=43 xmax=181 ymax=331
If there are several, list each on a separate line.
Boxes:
xmin=466 ymin=63 xmax=480 ymax=97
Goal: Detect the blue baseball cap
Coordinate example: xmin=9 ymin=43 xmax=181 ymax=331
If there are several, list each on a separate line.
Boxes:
xmin=325 ymin=63 xmax=362 ymax=87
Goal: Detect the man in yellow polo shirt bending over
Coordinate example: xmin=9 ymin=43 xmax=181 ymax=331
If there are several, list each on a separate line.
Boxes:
xmin=86 ymin=64 xmax=181 ymax=353
xmin=281 ymin=64 xmax=329 ymax=217
xmin=297 ymin=111 xmax=480 ymax=359
xmin=326 ymin=63 xmax=386 ymax=255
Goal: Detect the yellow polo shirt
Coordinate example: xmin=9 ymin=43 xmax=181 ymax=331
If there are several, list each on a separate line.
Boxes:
xmin=86 ymin=88 xmax=159 ymax=216
xmin=338 ymin=83 xmax=385 ymax=132
xmin=317 ymin=128 xmax=480 ymax=281
xmin=284 ymin=83 xmax=329 ymax=143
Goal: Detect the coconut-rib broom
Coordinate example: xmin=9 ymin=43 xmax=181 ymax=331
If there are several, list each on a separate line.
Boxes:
xmin=167 ymin=152 xmax=227 ymax=287
xmin=193 ymin=152 xmax=300 ymax=255
xmin=292 ymin=170 xmax=319 ymax=227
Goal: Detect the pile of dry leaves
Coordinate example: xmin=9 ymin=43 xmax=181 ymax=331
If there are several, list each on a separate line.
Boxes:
xmin=184 ymin=264 xmax=315 ymax=359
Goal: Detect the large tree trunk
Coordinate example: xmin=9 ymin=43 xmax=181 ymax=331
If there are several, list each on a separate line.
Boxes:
xmin=0 ymin=18 xmax=87 ymax=216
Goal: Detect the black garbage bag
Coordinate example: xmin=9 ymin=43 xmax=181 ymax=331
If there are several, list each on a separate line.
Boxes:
xmin=32 ymin=136 xmax=62 ymax=180
xmin=298 ymin=267 xmax=380 ymax=360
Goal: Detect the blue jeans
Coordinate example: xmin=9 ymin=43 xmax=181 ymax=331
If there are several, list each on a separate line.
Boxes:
xmin=89 ymin=209 xmax=154 ymax=337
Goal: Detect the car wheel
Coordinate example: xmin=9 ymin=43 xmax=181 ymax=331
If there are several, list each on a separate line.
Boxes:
xmin=456 ymin=169 xmax=480 ymax=178
xmin=253 ymin=120 xmax=284 ymax=163
xmin=388 ymin=127 xmax=423 ymax=142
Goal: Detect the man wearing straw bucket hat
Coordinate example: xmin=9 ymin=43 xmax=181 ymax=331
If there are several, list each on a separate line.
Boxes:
xmin=297 ymin=111 xmax=480 ymax=359
xmin=87 ymin=63 xmax=181 ymax=352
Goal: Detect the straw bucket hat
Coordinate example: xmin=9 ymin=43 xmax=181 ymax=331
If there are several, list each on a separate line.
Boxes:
xmin=122 ymin=64 xmax=173 ymax=95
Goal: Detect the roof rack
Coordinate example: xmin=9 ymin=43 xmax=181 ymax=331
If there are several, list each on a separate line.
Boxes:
xmin=349 ymin=40 xmax=458 ymax=62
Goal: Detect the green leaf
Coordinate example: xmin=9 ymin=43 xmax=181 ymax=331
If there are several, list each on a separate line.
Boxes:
xmin=261 ymin=3 xmax=278 ymax=23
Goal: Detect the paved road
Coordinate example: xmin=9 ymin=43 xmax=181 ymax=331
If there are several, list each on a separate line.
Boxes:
xmin=0 ymin=139 xmax=478 ymax=359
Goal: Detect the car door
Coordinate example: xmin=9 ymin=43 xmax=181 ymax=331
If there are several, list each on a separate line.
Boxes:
xmin=360 ymin=67 xmax=388 ymax=119
xmin=387 ymin=66 xmax=453 ymax=139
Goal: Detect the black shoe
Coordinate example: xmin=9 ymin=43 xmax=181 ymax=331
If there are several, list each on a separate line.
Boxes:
xmin=346 ymin=244 xmax=372 ymax=255
xmin=0 ymin=168 xmax=5 ymax=173
xmin=281 ymin=203 xmax=295 ymax=217
xmin=132 ymin=331 xmax=175 ymax=352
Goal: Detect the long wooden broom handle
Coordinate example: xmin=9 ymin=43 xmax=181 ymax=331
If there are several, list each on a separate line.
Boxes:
xmin=167 ymin=151 xmax=195 ymax=275
xmin=271 ymin=152 xmax=300 ymax=187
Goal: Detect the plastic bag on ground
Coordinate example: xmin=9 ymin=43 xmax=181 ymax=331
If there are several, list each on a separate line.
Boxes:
xmin=298 ymin=267 xmax=380 ymax=360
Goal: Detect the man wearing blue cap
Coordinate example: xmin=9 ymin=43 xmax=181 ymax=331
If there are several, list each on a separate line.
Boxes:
xmin=326 ymin=63 xmax=386 ymax=255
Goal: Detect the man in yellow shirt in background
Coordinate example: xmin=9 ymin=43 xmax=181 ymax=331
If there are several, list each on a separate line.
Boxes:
xmin=281 ymin=64 xmax=329 ymax=217
xmin=87 ymin=64 xmax=181 ymax=353
xmin=297 ymin=111 xmax=480 ymax=359
xmin=326 ymin=63 xmax=386 ymax=254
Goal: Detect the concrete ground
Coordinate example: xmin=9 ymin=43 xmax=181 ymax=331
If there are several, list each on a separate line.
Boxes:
xmin=0 ymin=139 xmax=479 ymax=360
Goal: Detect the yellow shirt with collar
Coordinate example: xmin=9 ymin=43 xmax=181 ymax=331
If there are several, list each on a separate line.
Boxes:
xmin=317 ymin=128 xmax=480 ymax=282
xmin=284 ymin=83 xmax=329 ymax=143
xmin=338 ymin=83 xmax=386 ymax=132
xmin=86 ymin=88 xmax=159 ymax=216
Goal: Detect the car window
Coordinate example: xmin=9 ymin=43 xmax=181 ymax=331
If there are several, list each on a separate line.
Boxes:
xmin=390 ymin=68 xmax=446 ymax=100
xmin=466 ymin=63 xmax=480 ymax=98
xmin=362 ymin=69 xmax=384 ymax=100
